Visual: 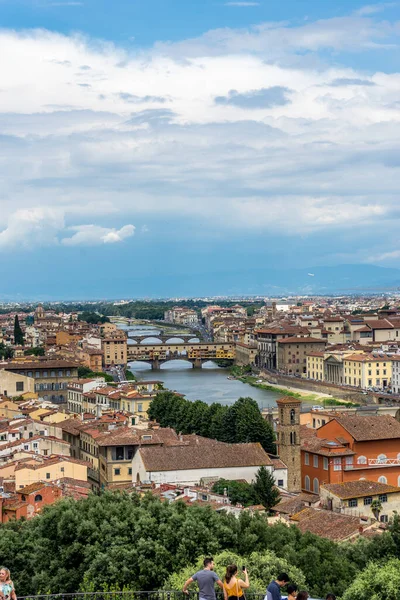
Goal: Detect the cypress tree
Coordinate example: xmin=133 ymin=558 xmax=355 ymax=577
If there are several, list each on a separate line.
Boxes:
xmin=14 ymin=315 xmax=24 ymax=346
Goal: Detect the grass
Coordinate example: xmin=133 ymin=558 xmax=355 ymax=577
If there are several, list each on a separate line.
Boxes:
xmin=230 ymin=369 xmax=360 ymax=407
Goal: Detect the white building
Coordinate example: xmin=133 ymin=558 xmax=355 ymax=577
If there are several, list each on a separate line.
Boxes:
xmin=131 ymin=435 xmax=287 ymax=487
xmin=392 ymin=356 xmax=400 ymax=393
xmin=67 ymin=378 xmax=105 ymax=413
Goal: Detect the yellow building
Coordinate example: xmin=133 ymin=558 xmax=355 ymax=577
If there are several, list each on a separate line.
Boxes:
xmin=14 ymin=455 xmax=89 ymax=489
xmin=306 ymin=352 xmax=325 ymax=380
xmin=343 ymin=354 xmax=392 ymax=389
xmin=0 ymin=369 xmax=36 ymax=398
xmin=102 ymin=332 xmax=128 ymax=367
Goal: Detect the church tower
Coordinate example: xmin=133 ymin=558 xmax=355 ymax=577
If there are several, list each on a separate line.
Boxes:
xmin=276 ymin=396 xmax=301 ymax=492
xmin=34 ymin=304 xmax=45 ymax=323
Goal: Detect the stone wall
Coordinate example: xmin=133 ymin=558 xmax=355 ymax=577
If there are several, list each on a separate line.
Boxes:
xmin=260 ymin=370 xmax=371 ymax=403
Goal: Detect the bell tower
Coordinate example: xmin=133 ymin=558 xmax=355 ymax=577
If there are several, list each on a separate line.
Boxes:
xmin=276 ymin=397 xmax=301 ymax=492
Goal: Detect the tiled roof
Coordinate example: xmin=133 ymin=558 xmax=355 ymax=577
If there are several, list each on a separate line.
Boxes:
xmin=301 ymin=436 xmax=355 ymax=457
xmin=139 ymin=440 xmax=272 ymax=472
xmin=96 ymin=426 xmax=179 ymax=447
xmin=333 ymin=415 xmax=400 ymax=441
xmin=273 ymin=497 xmax=305 ymax=515
xmin=278 ymin=337 xmax=326 ymax=344
xmin=291 ymin=508 xmax=360 ymax=541
xmin=17 ymin=481 xmax=48 ymax=495
xmin=322 ymin=480 xmax=400 ymax=499
xmin=271 ymin=458 xmax=287 ymax=469
xmin=5 ymin=359 xmax=79 ymax=370
xmin=277 ymin=396 xmax=302 ymax=406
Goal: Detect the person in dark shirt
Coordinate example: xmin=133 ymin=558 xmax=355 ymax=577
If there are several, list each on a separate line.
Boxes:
xmin=183 ymin=557 xmax=227 ymax=600
xmin=267 ymin=573 xmax=290 ymax=600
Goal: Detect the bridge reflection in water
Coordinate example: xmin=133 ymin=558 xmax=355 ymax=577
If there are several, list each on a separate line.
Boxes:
xmin=127 ymin=343 xmax=235 ymax=369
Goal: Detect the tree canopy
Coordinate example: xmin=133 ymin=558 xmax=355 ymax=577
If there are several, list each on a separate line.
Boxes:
xmin=2 ymin=491 xmax=400 ymax=598
xmin=148 ymin=392 xmax=276 ymax=453
xmin=13 ymin=315 xmax=24 ymax=346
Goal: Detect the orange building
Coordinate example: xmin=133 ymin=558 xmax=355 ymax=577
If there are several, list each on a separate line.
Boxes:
xmin=301 ymin=415 xmax=400 ymax=493
xmin=0 ymin=481 xmax=62 ymax=522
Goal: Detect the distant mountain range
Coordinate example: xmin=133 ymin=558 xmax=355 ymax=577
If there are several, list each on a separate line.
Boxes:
xmin=1 ymin=264 xmax=400 ymax=301
xmin=201 ymin=264 xmax=400 ymax=297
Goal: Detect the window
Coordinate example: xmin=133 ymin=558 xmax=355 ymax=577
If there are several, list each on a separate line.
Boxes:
xmin=313 ymin=478 xmax=319 ymax=494
xmin=357 ymin=456 xmax=367 ymax=464
xmin=378 ymin=454 xmax=387 ymax=464
xmin=379 ymin=493 xmax=388 ymax=502
xmin=16 ymin=381 xmax=24 ymax=392
xmin=46 ymin=473 xmax=50 ymax=479
xmin=24 ymin=444 xmax=29 ymax=451
xmin=348 ymin=498 xmax=358 ymax=508
xmin=290 ymin=408 xmax=296 ymax=424
xmin=278 ymin=479 xmax=284 ymax=487
xmin=313 ymin=455 xmax=319 ymax=468
xmin=323 ymin=457 xmax=328 ymax=470
xmin=33 ymin=443 xmax=38 ymax=449
xmin=334 ymin=457 xmax=342 ymax=471
xmin=305 ymin=475 xmax=310 ymax=491
xmin=380 ymin=515 xmax=389 ymax=523
xmin=138 ymin=403 xmax=143 ymax=413
xmin=114 ymin=468 xmax=121 ymax=476
xmin=304 ymin=452 xmax=309 ymax=465
xmin=128 ymin=468 xmax=132 ymax=475
xmin=60 ymin=467 xmax=64 ymax=472
xmin=364 ymin=496 xmax=372 ymax=506
xmin=51 ymin=371 xmax=55 ymax=377
xmin=34 ymin=494 xmax=43 ymax=502
xmin=43 ymin=449 xmax=48 ymax=456
xmin=378 ymin=477 xmax=387 ymax=485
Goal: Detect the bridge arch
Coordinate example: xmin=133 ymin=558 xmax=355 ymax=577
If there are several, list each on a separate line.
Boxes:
xmin=139 ymin=337 xmax=163 ymax=345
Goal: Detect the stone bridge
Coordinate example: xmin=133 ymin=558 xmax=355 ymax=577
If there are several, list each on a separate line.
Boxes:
xmin=128 ymin=332 xmax=200 ymax=344
xmin=127 ymin=342 xmax=235 ymax=369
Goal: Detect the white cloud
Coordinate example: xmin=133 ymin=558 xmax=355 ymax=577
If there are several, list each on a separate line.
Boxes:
xmin=355 ymin=3 xmax=397 ymax=16
xmin=0 ymin=206 xmax=134 ymax=248
xmin=1 ymin=10 xmax=400 ymax=258
xmin=61 ymin=224 xmax=135 ymax=246
xmin=0 ymin=207 xmax=64 ymax=249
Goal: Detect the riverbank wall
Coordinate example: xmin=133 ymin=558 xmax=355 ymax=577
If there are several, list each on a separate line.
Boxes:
xmin=260 ymin=370 xmax=371 ymax=403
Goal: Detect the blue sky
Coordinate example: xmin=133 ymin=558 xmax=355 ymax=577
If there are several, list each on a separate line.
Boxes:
xmin=1 ymin=0 xmax=400 ymax=299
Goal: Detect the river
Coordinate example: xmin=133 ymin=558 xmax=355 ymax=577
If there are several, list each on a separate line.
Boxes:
xmin=118 ymin=323 xmax=283 ymax=408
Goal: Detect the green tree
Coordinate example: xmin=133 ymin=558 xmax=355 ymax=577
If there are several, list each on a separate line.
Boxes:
xmin=343 ymin=558 xmax=400 ymax=600
xmin=211 ymin=479 xmax=257 ymax=507
xmin=371 ymin=499 xmax=382 ymax=520
xmin=253 ymin=466 xmax=280 ymax=510
xmin=14 ymin=315 xmax=24 ymax=346
xmin=0 ymin=343 xmax=14 ymax=360
xmin=24 ymin=346 xmax=45 ymax=356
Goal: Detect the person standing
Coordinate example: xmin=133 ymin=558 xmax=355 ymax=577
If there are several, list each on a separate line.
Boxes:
xmin=285 ymin=585 xmax=297 ymax=600
xmin=0 ymin=568 xmax=16 ymax=600
xmin=266 ymin=573 xmax=290 ymax=600
xmin=183 ymin=557 xmax=228 ymax=600
xmin=223 ymin=565 xmax=249 ymax=600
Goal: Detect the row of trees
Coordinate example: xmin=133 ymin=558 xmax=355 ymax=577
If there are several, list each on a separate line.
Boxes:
xmin=148 ymin=392 xmax=276 ymax=453
xmin=78 ymin=312 xmax=111 ymax=324
xmin=212 ymin=467 xmax=280 ymax=510
xmin=2 ymin=492 xmax=400 ymax=598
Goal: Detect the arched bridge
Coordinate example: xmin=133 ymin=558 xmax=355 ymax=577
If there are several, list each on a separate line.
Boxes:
xmin=128 ymin=333 xmax=200 ymax=344
xmin=127 ymin=343 xmax=235 ymax=369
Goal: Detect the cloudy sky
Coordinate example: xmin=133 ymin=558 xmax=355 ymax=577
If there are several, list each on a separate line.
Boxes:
xmin=1 ymin=0 xmax=400 ymax=299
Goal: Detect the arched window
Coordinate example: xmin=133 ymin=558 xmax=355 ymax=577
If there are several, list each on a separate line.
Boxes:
xmin=305 ymin=475 xmax=310 ymax=491
xmin=378 ymin=454 xmax=387 ymax=464
xmin=34 ymin=494 xmax=43 ymax=502
xmin=359 ymin=477 xmax=366 ymax=480
xmin=378 ymin=476 xmax=387 ymax=484
xmin=313 ymin=478 xmax=319 ymax=494
xmin=290 ymin=409 xmax=296 ymax=425
xmin=357 ymin=456 xmax=367 ymax=464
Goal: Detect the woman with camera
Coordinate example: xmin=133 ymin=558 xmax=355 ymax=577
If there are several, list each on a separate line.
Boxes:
xmin=223 ymin=565 xmax=250 ymax=600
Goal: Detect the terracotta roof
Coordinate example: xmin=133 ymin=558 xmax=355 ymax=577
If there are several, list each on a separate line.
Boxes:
xmin=17 ymin=481 xmax=48 ymax=495
xmin=270 ymin=458 xmax=287 ymax=469
xmin=277 ymin=396 xmax=302 ymax=406
xmin=322 ymin=480 xmax=400 ymax=499
xmin=278 ymin=336 xmax=326 ymax=345
xmin=332 ymin=415 xmax=400 ymax=441
xmin=364 ymin=319 xmax=393 ymax=330
xmin=96 ymin=426 xmax=179 ymax=447
xmin=291 ymin=508 xmax=360 ymax=541
xmin=139 ymin=440 xmax=272 ymax=472
xmin=5 ymin=359 xmax=79 ymax=370
xmin=273 ymin=497 xmax=305 ymax=515
xmin=57 ymin=418 xmax=84 ymax=436
xmin=307 ymin=352 xmax=325 ymax=357
xmin=301 ymin=436 xmax=355 ymax=457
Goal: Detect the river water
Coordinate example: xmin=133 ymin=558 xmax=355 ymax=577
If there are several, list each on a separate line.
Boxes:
xmin=118 ymin=323 xmax=283 ymax=408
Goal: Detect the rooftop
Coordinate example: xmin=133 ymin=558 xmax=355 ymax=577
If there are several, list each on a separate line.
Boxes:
xmin=322 ymin=479 xmax=400 ymax=499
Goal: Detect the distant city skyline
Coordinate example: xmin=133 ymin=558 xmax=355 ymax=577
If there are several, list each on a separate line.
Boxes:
xmin=1 ymin=1 xmax=400 ymax=297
